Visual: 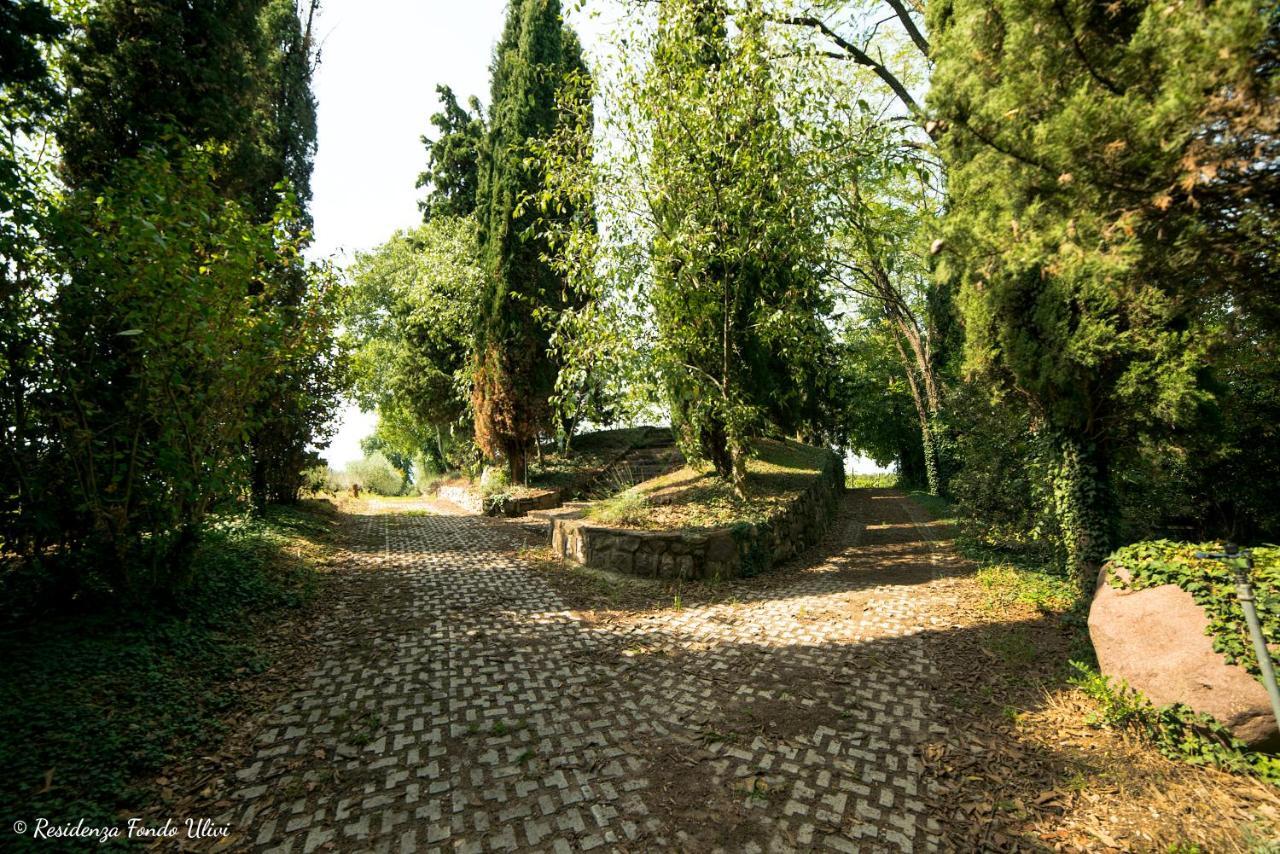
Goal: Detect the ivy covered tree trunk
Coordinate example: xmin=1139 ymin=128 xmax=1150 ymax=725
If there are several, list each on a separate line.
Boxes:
xmin=1051 ymin=435 xmax=1113 ymax=586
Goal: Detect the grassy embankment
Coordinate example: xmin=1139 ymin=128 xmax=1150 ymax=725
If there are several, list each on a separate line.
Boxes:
xmin=587 ymin=438 xmax=832 ymax=530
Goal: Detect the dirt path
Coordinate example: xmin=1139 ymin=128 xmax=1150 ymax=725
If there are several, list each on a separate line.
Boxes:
xmin=181 ymin=489 xmax=1280 ymax=852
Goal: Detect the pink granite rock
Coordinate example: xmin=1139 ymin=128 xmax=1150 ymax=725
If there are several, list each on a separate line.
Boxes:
xmin=1089 ymin=565 xmax=1278 ymax=749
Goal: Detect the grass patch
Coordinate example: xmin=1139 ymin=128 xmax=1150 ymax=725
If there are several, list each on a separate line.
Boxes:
xmin=587 ymin=488 xmax=650 ymax=526
xmin=0 ymin=502 xmax=332 ymax=834
xmin=587 ymin=438 xmax=833 ymax=531
xmin=528 ymin=427 xmax=653 ymax=495
xmin=976 ymin=563 xmax=1078 ymax=614
xmin=905 ymin=489 xmax=955 ymax=521
xmin=847 ymin=472 xmax=899 ymax=489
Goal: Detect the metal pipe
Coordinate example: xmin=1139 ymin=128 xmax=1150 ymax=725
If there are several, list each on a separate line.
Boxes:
xmin=1199 ymin=544 xmax=1280 ymax=734
xmin=1232 ymin=551 xmax=1280 ymax=733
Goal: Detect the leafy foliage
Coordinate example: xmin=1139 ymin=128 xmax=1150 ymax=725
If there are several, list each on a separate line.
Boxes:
xmin=57 ymin=0 xmax=269 ymax=197
xmin=644 ymin=0 xmax=833 ymax=494
xmin=930 ymin=0 xmax=1280 ymax=578
xmin=341 ymin=452 xmax=406 ymax=496
xmin=344 ymin=216 xmax=484 ymax=474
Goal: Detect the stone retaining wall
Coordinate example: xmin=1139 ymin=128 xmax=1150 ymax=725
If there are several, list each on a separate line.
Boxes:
xmin=436 ymin=484 xmax=561 ymax=518
xmin=551 ymin=450 xmax=844 ymax=581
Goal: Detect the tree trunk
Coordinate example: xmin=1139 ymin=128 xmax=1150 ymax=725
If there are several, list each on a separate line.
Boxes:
xmin=728 ymin=438 xmax=749 ymax=499
xmin=892 ymin=331 xmax=941 ymax=495
xmin=1052 ymin=434 xmax=1112 ymax=587
xmin=507 ymin=445 xmax=527 ymax=486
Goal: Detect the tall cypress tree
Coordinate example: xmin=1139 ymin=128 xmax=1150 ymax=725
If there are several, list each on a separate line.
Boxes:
xmin=58 ymin=0 xmax=269 ymax=193
xmin=472 ymin=0 xmax=589 ymax=483
xmin=59 ymin=0 xmax=335 ymax=510
xmin=246 ymin=0 xmax=332 ymax=508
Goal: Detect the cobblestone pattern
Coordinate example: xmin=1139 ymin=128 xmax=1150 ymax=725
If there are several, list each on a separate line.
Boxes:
xmin=217 ymin=492 xmax=949 ymax=853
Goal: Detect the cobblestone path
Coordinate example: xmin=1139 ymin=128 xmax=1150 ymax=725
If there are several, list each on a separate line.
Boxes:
xmin=216 ymin=490 xmax=961 ymax=853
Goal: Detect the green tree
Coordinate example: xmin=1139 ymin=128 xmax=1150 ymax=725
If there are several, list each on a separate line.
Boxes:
xmin=472 ymin=0 xmax=590 ymax=483
xmin=0 ymin=0 xmax=67 ymax=558
xmin=645 ymin=0 xmax=830 ymax=495
xmin=929 ymin=0 xmax=1277 ymax=578
xmin=834 ymin=319 xmax=927 ymax=485
xmin=418 ymin=84 xmax=486 ymax=220
xmin=57 ymin=0 xmax=269 ymax=194
xmin=48 ymin=146 xmax=307 ymax=591
xmin=245 ymin=0 xmax=339 ymax=508
xmin=345 ymin=217 xmax=484 ymax=473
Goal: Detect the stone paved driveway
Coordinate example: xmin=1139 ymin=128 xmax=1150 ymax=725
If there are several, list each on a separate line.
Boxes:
xmin=215 ymin=490 xmax=957 ymax=853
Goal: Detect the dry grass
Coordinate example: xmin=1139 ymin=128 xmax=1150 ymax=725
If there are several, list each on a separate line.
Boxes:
xmin=586 ymin=438 xmax=830 ymax=531
xmin=920 ymin=536 xmax=1280 ymax=851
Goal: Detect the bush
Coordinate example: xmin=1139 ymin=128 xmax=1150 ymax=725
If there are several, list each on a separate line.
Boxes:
xmin=343 ymin=452 xmax=404 ymax=496
xmin=479 ymin=466 xmax=511 ymax=499
xmin=7 ymin=145 xmax=310 ymax=597
xmin=302 ymin=464 xmax=333 ymax=494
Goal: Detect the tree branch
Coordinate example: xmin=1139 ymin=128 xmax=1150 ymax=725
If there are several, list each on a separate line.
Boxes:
xmin=776 ymin=15 xmax=921 ymax=115
xmin=884 ymin=0 xmax=930 ymax=57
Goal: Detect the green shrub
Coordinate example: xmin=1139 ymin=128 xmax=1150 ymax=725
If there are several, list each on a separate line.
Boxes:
xmin=343 ymin=452 xmax=404 ymax=496
xmin=33 ymin=146 xmax=307 ymax=594
xmin=302 ymin=464 xmax=333 ymax=493
xmin=479 ymin=466 xmax=511 ymax=499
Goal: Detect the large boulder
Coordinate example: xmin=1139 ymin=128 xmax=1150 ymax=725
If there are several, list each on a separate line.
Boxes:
xmin=1088 ymin=564 xmax=1279 ymax=749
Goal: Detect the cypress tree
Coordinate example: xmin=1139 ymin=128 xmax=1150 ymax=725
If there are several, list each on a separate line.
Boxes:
xmin=58 ymin=0 xmax=269 ymax=193
xmin=59 ymin=0 xmax=336 ymax=510
xmin=246 ymin=0 xmax=332 ymax=508
xmin=928 ymin=0 xmax=1277 ymax=577
xmin=472 ymin=0 xmax=589 ymax=483
xmin=418 ymin=84 xmax=486 ymax=221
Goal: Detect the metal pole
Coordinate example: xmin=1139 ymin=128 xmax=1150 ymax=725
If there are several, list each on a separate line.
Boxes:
xmin=1200 ymin=544 xmax=1280 ymax=734
xmin=1230 ymin=548 xmax=1280 ymax=734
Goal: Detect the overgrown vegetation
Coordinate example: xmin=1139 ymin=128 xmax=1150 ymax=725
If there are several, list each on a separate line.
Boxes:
xmin=0 ymin=0 xmax=340 ymax=601
xmin=1070 ymin=662 xmax=1280 ymax=784
xmin=963 ymin=534 xmax=1280 ymax=787
xmin=0 ymin=503 xmax=331 ymax=831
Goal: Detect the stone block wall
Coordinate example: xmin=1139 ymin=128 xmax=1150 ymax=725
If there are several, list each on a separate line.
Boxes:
xmin=551 ymin=450 xmax=844 ymax=581
xmin=436 ymin=484 xmax=561 ymax=518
